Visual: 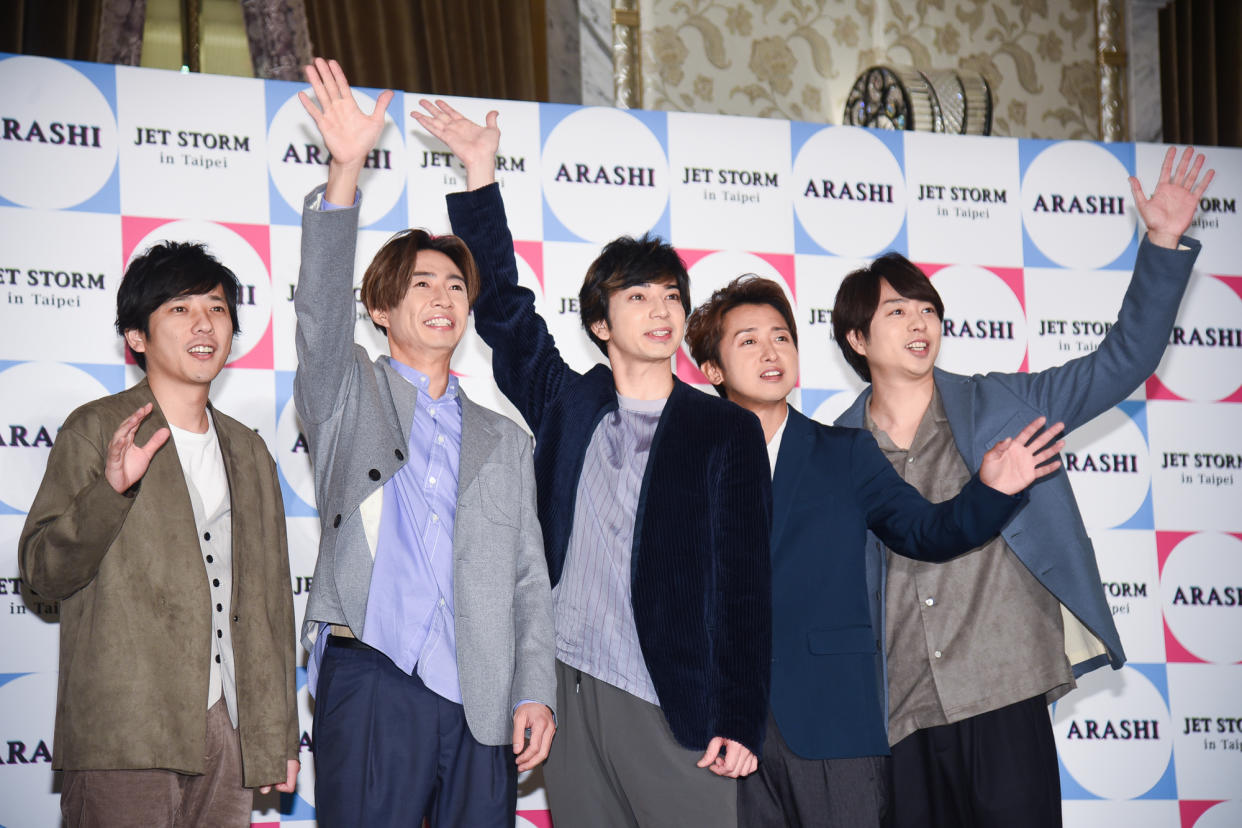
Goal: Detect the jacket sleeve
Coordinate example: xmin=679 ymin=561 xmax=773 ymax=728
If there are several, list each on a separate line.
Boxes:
xmin=446 ymin=184 xmax=576 ymax=432
xmin=293 ymin=185 xmax=363 ymax=427
xmin=19 ymin=418 xmax=137 ymax=600
xmin=268 ymin=455 xmax=300 ymax=761
xmin=508 ymin=434 xmax=557 ymax=715
xmin=706 ymin=412 xmax=773 ymax=755
xmin=988 ymin=235 xmax=1200 ymax=432
xmin=851 ymin=429 xmax=1024 ymax=562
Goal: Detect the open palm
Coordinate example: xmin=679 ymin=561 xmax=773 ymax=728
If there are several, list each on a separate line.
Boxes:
xmin=298 ymin=58 xmax=393 ymax=169
xmin=1130 ymin=146 xmax=1214 ymax=248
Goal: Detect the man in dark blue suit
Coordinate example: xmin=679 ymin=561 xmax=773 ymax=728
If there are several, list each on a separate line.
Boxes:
xmin=831 ymin=147 xmax=1212 ymax=828
xmin=686 ymin=277 xmax=1063 ymax=827
xmin=416 ymin=101 xmax=772 ymax=826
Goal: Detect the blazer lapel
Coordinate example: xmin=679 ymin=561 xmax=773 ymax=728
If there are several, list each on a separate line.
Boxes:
xmin=458 ymin=390 xmax=500 ymax=496
xmin=770 ymin=407 xmax=813 ymax=549
xmin=933 ymin=368 xmax=978 ymax=468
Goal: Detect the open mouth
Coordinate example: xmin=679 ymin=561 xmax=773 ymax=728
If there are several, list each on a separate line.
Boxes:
xmin=187 ymin=345 xmax=216 ymax=357
xmin=646 ymin=328 xmax=672 ymax=341
xmin=424 ymin=317 xmax=455 ymax=329
xmin=905 ymin=340 xmax=929 ymax=354
xmin=760 ymin=368 xmax=783 ymax=380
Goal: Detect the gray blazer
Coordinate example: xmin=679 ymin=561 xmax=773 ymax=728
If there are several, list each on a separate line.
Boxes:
xmin=294 ymin=186 xmax=555 ymax=745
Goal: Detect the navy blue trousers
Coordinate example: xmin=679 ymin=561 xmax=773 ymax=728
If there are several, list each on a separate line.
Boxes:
xmin=313 ymin=637 xmax=517 ymax=828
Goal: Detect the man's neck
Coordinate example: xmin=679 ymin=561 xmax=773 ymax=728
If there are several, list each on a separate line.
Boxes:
xmin=147 ymin=375 xmax=211 ymax=433
xmin=608 ymin=353 xmax=675 ymax=400
xmin=735 ymin=398 xmax=787 ymax=443
xmin=389 ymin=347 xmax=454 ymax=399
xmin=867 ymin=371 xmax=935 ymax=450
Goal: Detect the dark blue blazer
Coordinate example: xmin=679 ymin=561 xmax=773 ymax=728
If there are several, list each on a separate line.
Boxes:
xmin=447 ymin=184 xmax=774 ymax=754
xmin=770 ymin=407 xmax=1021 ymax=759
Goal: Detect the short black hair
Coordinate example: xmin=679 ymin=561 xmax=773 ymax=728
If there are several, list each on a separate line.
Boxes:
xmin=115 ymin=241 xmax=242 ymax=370
xmin=578 ymin=234 xmax=691 ymax=354
xmin=832 ymin=252 xmax=944 ymax=383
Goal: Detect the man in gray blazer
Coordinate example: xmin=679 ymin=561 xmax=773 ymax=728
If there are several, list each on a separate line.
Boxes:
xmin=832 ymin=146 xmax=1212 ymax=828
xmin=293 ymin=59 xmax=555 ymax=828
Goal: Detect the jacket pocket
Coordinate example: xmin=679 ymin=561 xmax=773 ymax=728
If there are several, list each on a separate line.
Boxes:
xmin=807 ymin=624 xmax=877 ymax=655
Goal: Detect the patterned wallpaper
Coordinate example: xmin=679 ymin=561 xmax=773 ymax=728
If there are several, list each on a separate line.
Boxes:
xmin=639 ymin=0 xmax=1100 ymax=140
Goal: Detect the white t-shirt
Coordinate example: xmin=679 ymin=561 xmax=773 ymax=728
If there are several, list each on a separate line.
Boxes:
xmin=167 ymin=411 xmax=228 ymax=521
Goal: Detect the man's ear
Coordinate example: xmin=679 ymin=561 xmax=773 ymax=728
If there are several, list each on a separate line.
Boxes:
xmin=370 ymin=307 xmax=390 ymax=329
xmin=701 ymin=361 xmax=724 ymax=386
xmin=845 ymin=329 xmax=868 ymax=358
xmin=590 ymin=318 xmax=611 ymax=342
xmin=124 ymin=329 xmax=147 ymax=354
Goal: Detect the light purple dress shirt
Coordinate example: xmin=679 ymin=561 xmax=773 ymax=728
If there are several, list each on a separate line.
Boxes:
xmin=361 ymin=359 xmax=463 ymax=703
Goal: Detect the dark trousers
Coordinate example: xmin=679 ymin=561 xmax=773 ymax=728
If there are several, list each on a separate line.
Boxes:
xmin=544 ymin=660 xmax=737 ymax=828
xmin=890 ymin=694 xmax=1062 ymax=828
xmin=738 ymin=711 xmax=891 ymax=828
xmin=313 ymin=637 xmax=517 ymax=828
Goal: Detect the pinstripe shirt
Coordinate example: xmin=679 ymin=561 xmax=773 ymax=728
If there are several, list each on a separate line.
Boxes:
xmin=553 ymin=394 xmax=665 ymax=704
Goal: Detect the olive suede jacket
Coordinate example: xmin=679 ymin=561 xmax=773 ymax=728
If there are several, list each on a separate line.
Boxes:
xmin=447 ymin=183 xmax=774 ymax=754
xmin=19 ymin=380 xmax=299 ymax=787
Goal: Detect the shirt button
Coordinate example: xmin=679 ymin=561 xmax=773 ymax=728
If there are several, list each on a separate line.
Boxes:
xmin=215 ymin=654 xmax=221 ymax=664
xmin=907 ymin=457 xmax=915 ymax=464
xmin=213 ymin=578 xmax=220 ymax=588
xmin=217 ymin=629 xmax=223 ymax=638
xmin=439 ymin=598 xmax=446 ymax=607
xmin=428 ymin=476 xmax=436 ymax=485
xmin=925 ymin=597 xmax=934 ymax=606
xmin=203 ymin=531 xmax=211 ymax=541
xmin=431 ymin=513 xmax=439 ymax=522
xmin=934 ymin=649 xmax=943 ymax=658
xmin=216 ymin=603 xmax=223 ymax=612
xmin=437 ymin=435 xmax=444 ymax=444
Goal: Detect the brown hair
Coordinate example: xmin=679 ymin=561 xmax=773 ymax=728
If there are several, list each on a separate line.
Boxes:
xmin=360 ymin=229 xmax=480 ymax=334
xmin=831 ymin=252 xmax=944 ymax=383
xmin=578 ymin=234 xmax=691 ymax=354
xmin=685 ymin=274 xmax=798 ymax=397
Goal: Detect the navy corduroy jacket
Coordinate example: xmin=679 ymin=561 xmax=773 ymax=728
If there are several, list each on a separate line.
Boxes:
xmin=447 ymin=184 xmax=773 ymax=754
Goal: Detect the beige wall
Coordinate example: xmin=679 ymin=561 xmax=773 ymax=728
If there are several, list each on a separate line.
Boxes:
xmin=639 ymin=0 xmax=1100 ymax=139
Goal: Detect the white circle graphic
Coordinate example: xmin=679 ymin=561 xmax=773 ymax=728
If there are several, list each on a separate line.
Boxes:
xmin=0 ymin=56 xmax=118 ymax=209
xmin=929 ymin=264 xmax=1027 ymax=375
xmin=451 ymin=250 xmax=544 ymax=379
xmin=1154 ymin=272 xmax=1242 ymax=402
xmin=541 ymin=108 xmax=670 ymax=242
xmin=0 ymin=362 xmax=109 ymax=512
xmin=808 ymin=390 xmax=858 ymax=427
xmin=1160 ymin=532 xmax=1242 ymax=663
xmin=792 ymin=128 xmax=905 ymax=257
xmin=268 ymin=88 xmax=405 ymax=226
xmin=1053 ymin=665 xmax=1172 ymax=799
xmin=1063 ymin=407 xmax=1151 ymax=529
xmin=0 ymin=672 xmax=61 ymax=826
xmin=126 ymin=220 xmax=272 ymax=365
xmin=276 ymin=394 xmax=317 ymax=511
xmin=1021 ymin=142 xmax=1136 ymax=269
xmin=1194 ymin=800 xmax=1242 ymax=828
xmin=684 ymin=250 xmax=794 ymax=369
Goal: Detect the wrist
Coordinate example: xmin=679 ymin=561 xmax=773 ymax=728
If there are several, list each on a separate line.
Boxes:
xmin=464 ymin=161 xmax=496 ymax=191
xmin=1146 ymin=230 xmax=1180 ymax=249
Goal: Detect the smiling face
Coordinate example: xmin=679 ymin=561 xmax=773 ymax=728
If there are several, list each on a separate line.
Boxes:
xmin=591 ymin=279 xmax=686 ymax=369
xmin=846 ymin=277 xmax=941 ymax=383
xmin=124 ymin=286 xmax=234 ymax=387
xmin=702 ymin=303 xmax=798 ymax=409
xmin=370 ymin=249 xmax=469 ymax=368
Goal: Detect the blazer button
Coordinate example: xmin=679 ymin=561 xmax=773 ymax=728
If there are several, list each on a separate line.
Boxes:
xmin=233 ymin=614 xmax=240 ymax=622
xmin=333 ymin=514 xmax=341 ymax=528
xmin=368 ymin=468 xmax=381 ymax=481
xmin=395 ymin=449 xmax=404 ymax=461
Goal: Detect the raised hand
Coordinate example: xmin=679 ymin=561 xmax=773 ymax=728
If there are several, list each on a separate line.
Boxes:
xmin=104 ymin=403 xmax=170 ymax=494
xmin=412 ymin=99 xmax=499 ymax=190
xmin=298 ymin=58 xmax=393 ymax=204
xmin=979 ymin=416 xmax=1065 ymax=495
xmin=1130 ymin=146 xmax=1215 ymax=249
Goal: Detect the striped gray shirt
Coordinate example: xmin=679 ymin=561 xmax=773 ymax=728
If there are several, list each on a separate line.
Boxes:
xmin=553 ymin=393 xmax=666 ymax=705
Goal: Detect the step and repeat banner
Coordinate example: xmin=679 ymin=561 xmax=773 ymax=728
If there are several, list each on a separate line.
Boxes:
xmin=1 ymin=53 xmax=1240 ymax=827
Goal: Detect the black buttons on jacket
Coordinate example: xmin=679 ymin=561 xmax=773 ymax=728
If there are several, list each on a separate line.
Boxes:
xmin=213 ymin=578 xmax=220 ymax=588
xmin=203 ymin=532 xmax=211 ymax=541
xmin=206 ymin=555 xmax=214 ymax=564
xmin=215 ymin=654 xmax=221 ymax=663
xmin=216 ymin=603 xmax=223 ymax=612
xmin=233 ymin=615 xmax=239 ymax=622
xmin=333 ymin=514 xmax=341 ymax=528
xmin=368 ymin=468 xmax=381 ymax=481
xmin=217 ymin=629 xmax=223 ymax=638
xmin=395 ymin=449 xmax=404 ymax=461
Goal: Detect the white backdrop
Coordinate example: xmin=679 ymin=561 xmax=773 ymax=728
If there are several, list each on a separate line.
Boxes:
xmin=1 ymin=53 xmax=1240 ymax=828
